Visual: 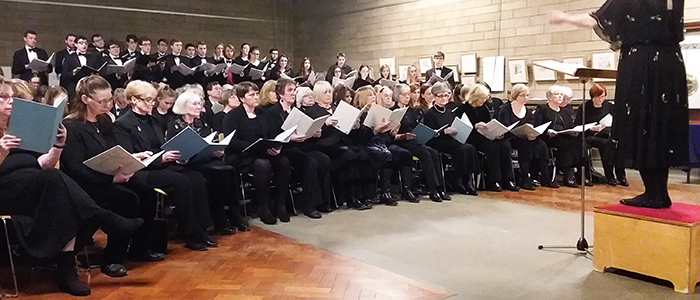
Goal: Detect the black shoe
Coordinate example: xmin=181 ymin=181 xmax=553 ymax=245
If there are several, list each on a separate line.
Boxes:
xmin=205 ymin=240 xmax=218 ymax=248
xmin=502 ymin=181 xmax=520 ymax=191
xmin=304 ymin=210 xmax=322 ymax=219
xmin=606 ymin=179 xmax=617 ymax=186
xmin=276 ymin=210 xmax=290 ymax=223
xmin=521 ymin=180 xmax=536 ymax=190
xmin=620 ymin=193 xmax=671 ymax=209
xmin=584 ymin=179 xmax=593 ymax=186
xmin=55 ymin=251 xmax=91 ymax=296
xmin=362 ymin=198 xmax=374 ymax=209
xmin=259 ymin=213 xmax=277 ymax=225
xmin=381 ymin=193 xmax=398 ymax=206
xmin=215 ymin=225 xmax=235 ymax=235
xmin=402 ymin=188 xmax=419 ymax=203
xmin=438 ymin=191 xmax=451 ymax=201
xmin=618 ymin=179 xmax=629 ymax=187
xmin=429 ymin=191 xmax=441 ymax=202
xmin=185 ymin=241 xmax=208 ymax=251
xmin=348 ymin=199 xmax=369 ymax=210
xmin=563 ymin=179 xmax=578 ymax=188
xmin=316 ymin=205 xmax=333 ymax=213
xmin=542 ymin=180 xmax=560 ymax=188
xmin=101 ymin=264 xmax=128 ymax=277
xmin=128 ymin=251 xmax=165 ymax=262
xmin=236 ymin=222 xmax=251 ymax=232
xmin=486 ymin=182 xmax=503 ymax=192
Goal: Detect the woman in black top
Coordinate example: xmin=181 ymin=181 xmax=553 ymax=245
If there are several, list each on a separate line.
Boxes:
xmin=243 ymin=46 xmax=266 ymax=88
xmin=114 ymin=80 xmax=215 ymax=251
xmin=392 ymin=84 xmax=449 ymax=202
xmin=462 ymin=84 xmax=518 ymax=192
xmin=222 ymin=82 xmax=291 ymax=225
xmin=212 ymin=87 xmax=240 ymax=133
xmin=166 ymin=91 xmax=247 ymax=233
xmin=422 ymin=82 xmax=478 ymax=195
xmin=267 ymin=54 xmax=293 ymax=81
xmin=534 ymin=85 xmax=589 ymax=187
xmin=151 ymin=85 xmax=175 ymax=133
xmin=495 ymin=84 xmax=556 ymax=190
xmin=302 ymin=82 xmax=375 ymax=210
xmin=352 ymin=64 xmax=374 ymax=91
xmin=574 ymin=83 xmax=627 ymax=186
xmin=62 ymin=76 xmax=156 ymax=278
xmin=0 ymin=77 xmax=142 ymax=296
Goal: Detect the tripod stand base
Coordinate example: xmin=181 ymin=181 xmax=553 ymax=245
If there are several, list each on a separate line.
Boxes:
xmin=538 ymin=237 xmax=592 ymax=254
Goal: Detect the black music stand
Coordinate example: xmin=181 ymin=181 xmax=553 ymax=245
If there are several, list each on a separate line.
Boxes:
xmin=532 ymin=61 xmax=617 ymax=254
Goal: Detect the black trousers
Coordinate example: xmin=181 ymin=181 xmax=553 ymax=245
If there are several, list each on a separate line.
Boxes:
xmin=508 ymin=137 xmax=550 ymax=183
xmin=394 ymin=140 xmax=444 ymax=190
xmin=386 ymin=144 xmax=414 ymax=189
xmin=241 ymin=155 xmax=291 ymax=216
xmin=283 ymin=148 xmax=328 ymax=212
xmin=470 ymin=138 xmax=514 ymax=184
xmin=191 ymin=161 xmax=245 ymax=229
xmin=317 ymin=144 xmax=374 ymax=205
xmin=74 ymin=183 xmax=140 ymax=266
xmin=427 ymin=136 xmax=477 ymax=177
xmin=585 ymin=136 xmax=626 ymax=180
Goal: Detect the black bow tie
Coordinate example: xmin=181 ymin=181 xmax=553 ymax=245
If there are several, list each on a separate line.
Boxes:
xmin=27 ymin=48 xmax=35 ymax=53
xmin=78 ymin=53 xmax=86 ymax=56
xmin=436 ymin=67 xmax=442 ymax=71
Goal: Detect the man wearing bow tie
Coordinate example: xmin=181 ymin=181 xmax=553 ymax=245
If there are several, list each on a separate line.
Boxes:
xmin=61 ymin=36 xmax=99 ymax=99
xmin=55 ymin=33 xmax=76 ymax=81
xmin=120 ymin=34 xmax=139 ymax=61
xmin=12 ymin=30 xmax=53 ymax=86
xmin=424 ymin=51 xmax=455 ymax=88
xmin=164 ymin=39 xmax=189 ymax=89
xmin=103 ymin=40 xmax=128 ymax=90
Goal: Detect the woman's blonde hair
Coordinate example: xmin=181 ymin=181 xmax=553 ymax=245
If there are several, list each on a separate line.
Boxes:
xmin=312 ymin=81 xmax=333 ymax=105
xmin=172 ymin=91 xmax=201 ymax=115
xmin=353 ymin=85 xmax=376 ymax=109
xmin=509 ymin=84 xmax=529 ymax=102
xmin=466 ymin=84 xmax=490 ymax=106
xmin=295 ymin=87 xmax=313 ymax=108
xmin=259 ymin=80 xmax=277 ymax=106
xmin=11 ymin=79 xmax=35 ymax=101
xmin=125 ymin=80 xmax=157 ymax=103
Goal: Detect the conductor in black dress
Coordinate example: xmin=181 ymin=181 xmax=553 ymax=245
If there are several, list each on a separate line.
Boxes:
xmin=424 ymin=51 xmax=455 ymax=88
xmin=550 ymin=0 xmax=688 ymax=208
xmin=12 ymin=30 xmax=52 ymax=86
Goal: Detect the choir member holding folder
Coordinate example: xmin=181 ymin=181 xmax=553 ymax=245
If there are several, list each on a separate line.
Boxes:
xmin=265 ymin=79 xmax=327 ymax=218
xmin=166 ymin=91 xmax=246 ymax=234
xmin=495 ymin=84 xmax=557 ymax=190
xmin=12 ymin=30 xmax=52 ymax=86
xmin=61 ymin=76 xmax=157 ymax=277
xmin=574 ymin=83 xmax=627 ymax=186
xmin=302 ymin=82 xmax=376 ymax=210
xmin=460 ymin=84 xmax=519 ymax=192
xmin=113 ymin=80 xmax=216 ymax=251
xmin=534 ymin=85 xmax=590 ymax=188
xmin=163 ymin=39 xmax=189 ymax=89
xmin=0 ymin=76 xmax=143 ymax=296
xmin=391 ymin=84 xmax=450 ymax=202
xmin=222 ymin=82 xmax=292 ymax=225
xmin=422 ymin=82 xmax=478 ymax=195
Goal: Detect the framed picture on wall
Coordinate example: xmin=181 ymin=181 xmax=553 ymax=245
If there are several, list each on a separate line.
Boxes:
xmin=419 ymin=57 xmax=433 ymax=74
xmin=482 ymin=56 xmax=505 ymax=92
xmin=461 ymin=75 xmax=476 ymax=87
xmin=461 ymin=53 xmax=477 ymax=74
xmin=532 ymin=60 xmax=557 ymax=81
xmin=379 ymin=57 xmax=396 ymax=75
xmin=507 ymin=60 xmax=528 ymax=83
xmin=592 ymin=52 xmax=616 ymax=82
xmin=398 ymin=65 xmax=409 ymax=81
xmin=562 ymin=57 xmax=586 ymax=80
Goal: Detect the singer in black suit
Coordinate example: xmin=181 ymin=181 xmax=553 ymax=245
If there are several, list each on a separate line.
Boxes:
xmin=424 ymin=51 xmax=455 ymax=88
xmin=61 ymin=36 xmax=100 ymax=100
xmin=55 ymin=34 xmax=76 ymax=79
xmin=101 ymin=40 xmax=128 ymax=90
xmin=11 ymin=30 xmax=52 ymax=86
xmin=163 ymin=39 xmax=189 ymax=89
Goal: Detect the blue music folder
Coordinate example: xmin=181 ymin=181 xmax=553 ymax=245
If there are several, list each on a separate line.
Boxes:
xmin=160 ymin=127 xmax=209 ymax=162
xmin=7 ymin=97 xmax=67 ymax=153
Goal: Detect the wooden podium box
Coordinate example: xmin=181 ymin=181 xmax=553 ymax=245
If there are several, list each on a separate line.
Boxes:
xmin=594 ymin=203 xmax=700 ymax=293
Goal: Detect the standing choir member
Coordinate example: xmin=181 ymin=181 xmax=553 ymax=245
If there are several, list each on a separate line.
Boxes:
xmin=12 ymin=30 xmax=52 ymax=86
xmin=325 ymin=52 xmax=352 ymax=82
xmin=163 ymin=39 xmax=189 ymax=89
xmin=120 ymin=34 xmax=139 ymax=61
xmin=424 ymin=51 xmax=455 ymax=87
xmin=61 ymin=36 xmax=99 ymax=101
xmin=55 ymin=34 xmax=77 ymax=81
xmin=102 ymin=40 xmax=128 ymax=90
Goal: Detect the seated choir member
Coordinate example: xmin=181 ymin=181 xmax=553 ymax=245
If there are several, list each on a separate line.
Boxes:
xmin=574 ymin=83 xmax=628 ymax=186
xmin=11 ymin=79 xmax=35 ymax=101
xmin=332 ymin=84 xmax=355 ymax=107
xmin=353 ymin=64 xmax=373 ymax=90
xmin=166 ymin=92 xmax=247 ymax=233
xmin=460 ymin=84 xmax=519 ymax=192
xmin=151 ymin=86 xmax=175 ymax=131
xmin=376 ymin=86 xmax=417 ymax=203
xmin=404 ymin=65 xmax=422 ymax=86
xmin=301 ymin=81 xmax=374 ymax=210
xmin=373 ymin=64 xmax=392 ymax=85
xmin=0 ymin=76 xmax=142 ymax=296
xmin=258 ymin=80 xmax=278 ymax=110
xmin=422 ymin=82 xmax=479 ymax=195
xmin=222 ymin=82 xmax=292 ymax=224
xmin=36 ymin=85 xmax=67 ymax=106
xmin=420 ymin=83 xmax=434 ymax=111
xmin=495 ymin=84 xmax=557 ymax=190
xmin=411 ymin=83 xmax=430 ymax=112
xmin=212 ymin=86 xmax=240 ymax=133
xmin=391 ymin=83 xmax=450 ymax=202
xmin=353 ymin=86 xmax=397 ymax=206
xmin=114 ymin=80 xmax=216 ymax=251
xmin=325 ymin=52 xmax=352 ymax=82
xmin=110 ymin=88 xmax=131 ymax=119
xmin=61 ymin=76 xmax=158 ymax=278
xmin=266 ymin=79 xmax=330 ymax=217
xmin=535 ymin=85 xmax=589 ymax=187
xmin=297 ymin=57 xmax=314 ymax=84
xmin=202 ymin=82 xmax=222 ymax=126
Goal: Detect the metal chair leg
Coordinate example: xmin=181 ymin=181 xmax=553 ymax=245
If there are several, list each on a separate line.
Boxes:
xmin=1 ymin=217 xmax=18 ymax=298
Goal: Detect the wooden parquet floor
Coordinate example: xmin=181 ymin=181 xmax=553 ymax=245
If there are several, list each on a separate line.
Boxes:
xmin=8 ymin=228 xmax=452 ymax=300
xmin=478 ymin=177 xmax=700 ymax=212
